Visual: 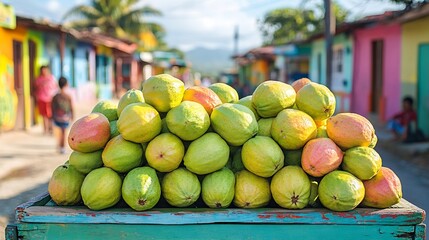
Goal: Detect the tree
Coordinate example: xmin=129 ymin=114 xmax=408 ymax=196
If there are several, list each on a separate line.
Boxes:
xmin=63 ymin=0 xmax=165 ymax=45
xmin=378 ymin=0 xmax=426 ymax=9
xmin=258 ymin=2 xmax=348 ymax=45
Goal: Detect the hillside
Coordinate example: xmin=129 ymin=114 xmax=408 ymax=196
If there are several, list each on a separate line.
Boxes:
xmin=185 ymin=47 xmax=234 ymax=75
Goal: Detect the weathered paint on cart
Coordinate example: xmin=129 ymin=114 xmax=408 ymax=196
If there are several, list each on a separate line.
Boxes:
xmin=5 ymin=192 xmax=427 ymax=240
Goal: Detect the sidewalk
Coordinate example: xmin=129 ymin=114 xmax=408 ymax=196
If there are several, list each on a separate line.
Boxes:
xmin=371 ymin=117 xmax=429 ymax=172
xmin=0 ymin=101 xmax=95 ymax=239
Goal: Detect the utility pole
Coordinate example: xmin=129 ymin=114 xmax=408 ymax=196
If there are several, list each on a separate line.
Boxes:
xmin=324 ymin=0 xmax=335 ymax=88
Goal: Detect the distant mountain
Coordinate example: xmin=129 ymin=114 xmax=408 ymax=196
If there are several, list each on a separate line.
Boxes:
xmin=185 ymin=47 xmax=234 ymax=76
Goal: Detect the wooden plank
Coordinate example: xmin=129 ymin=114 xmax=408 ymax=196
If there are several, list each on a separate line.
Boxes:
xmin=15 ymin=223 xmax=417 ymax=240
xmin=16 ymin=192 xmax=51 ymax=210
xmin=414 ymin=223 xmax=426 ymax=240
xmin=5 ymin=224 xmax=18 ymax=240
xmin=15 ymin=192 xmax=425 ymax=226
xmin=17 ymin=202 xmax=424 ymax=226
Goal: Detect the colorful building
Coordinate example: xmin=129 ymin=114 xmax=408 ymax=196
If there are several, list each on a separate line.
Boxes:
xmin=352 ymin=13 xmax=402 ymax=122
xmin=309 ymin=33 xmax=354 ymax=112
xmin=399 ymin=4 xmax=429 ymax=137
xmin=0 ymin=12 xmax=138 ymax=131
xmin=0 ymin=15 xmax=41 ymax=130
xmin=233 ymin=46 xmax=276 ymax=96
xmin=274 ymin=43 xmax=311 ymax=84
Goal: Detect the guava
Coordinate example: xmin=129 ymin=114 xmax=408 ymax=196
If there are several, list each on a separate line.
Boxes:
xmin=252 ymin=80 xmax=296 ymax=118
xmin=208 ymin=83 xmax=239 ymax=103
xmin=184 ymin=133 xmax=229 ymax=175
xmin=146 ymin=133 xmax=184 ymax=172
xmin=117 ymin=89 xmax=145 ymax=116
xmin=69 ymin=150 xmax=103 ymax=174
xmin=342 ymin=147 xmax=382 ymax=180
xmin=241 ymin=136 xmax=284 ymax=177
xmin=161 ymin=168 xmax=201 ymax=207
xmin=166 ymin=101 xmax=210 ymax=141
xmin=257 ymin=118 xmax=273 ymax=137
xmin=327 ymin=113 xmax=375 ymax=149
xmin=92 ymin=100 xmax=118 ymax=122
xmin=271 ymin=109 xmax=317 ymax=150
xmin=362 ymin=167 xmax=402 ymax=208
xmin=270 ymin=166 xmax=311 ymax=209
xmin=202 ymin=168 xmax=235 ymax=208
xmin=318 ymin=170 xmax=365 ymax=211
xmin=48 ymin=164 xmax=85 ymax=205
xmin=301 ymin=138 xmax=343 ymax=177
xmin=142 ymin=74 xmax=185 ymax=112
xmin=117 ymin=102 xmax=161 ymax=143
xmin=296 ymin=82 xmax=336 ymax=122
xmin=81 ymin=167 xmax=122 ymax=210
xmin=211 ymin=103 xmax=258 ymax=146
xmin=68 ymin=113 xmax=110 ymax=153
xmin=122 ymin=167 xmax=161 ymax=211
xmin=233 ymin=170 xmax=271 ymax=208
xmin=102 ymin=135 xmax=143 ymax=173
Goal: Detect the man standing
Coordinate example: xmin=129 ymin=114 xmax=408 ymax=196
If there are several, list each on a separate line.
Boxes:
xmin=34 ymin=66 xmax=57 ymax=135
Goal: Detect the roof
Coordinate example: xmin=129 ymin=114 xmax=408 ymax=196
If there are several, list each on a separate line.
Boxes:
xmin=233 ymin=46 xmax=275 ymax=64
xmin=394 ymin=2 xmax=429 ymax=23
xmin=69 ymin=30 xmax=137 ymax=54
xmin=16 ymin=16 xmax=137 ymax=54
xmin=16 ymin=16 xmax=67 ymax=33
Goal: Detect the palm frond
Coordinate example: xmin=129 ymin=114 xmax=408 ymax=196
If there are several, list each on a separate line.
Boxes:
xmin=63 ymin=5 xmax=100 ymax=21
xmin=129 ymin=6 xmax=162 ymax=16
xmin=64 ymin=19 xmax=98 ymax=29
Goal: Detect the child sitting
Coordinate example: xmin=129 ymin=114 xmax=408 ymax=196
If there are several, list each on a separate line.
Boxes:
xmin=387 ymin=96 xmax=419 ymax=142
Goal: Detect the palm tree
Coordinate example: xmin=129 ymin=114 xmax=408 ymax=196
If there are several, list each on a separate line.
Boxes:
xmin=63 ymin=0 xmax=165 ymax=44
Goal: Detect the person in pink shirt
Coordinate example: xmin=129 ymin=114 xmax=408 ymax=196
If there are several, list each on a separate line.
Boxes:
xmin=34 ymin=66 xmax=58 ymax=135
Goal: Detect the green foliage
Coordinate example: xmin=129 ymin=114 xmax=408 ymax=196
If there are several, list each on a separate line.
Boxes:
xmin=63 ymin=0 xmax=165 ymax=44
xmin=379 ymin=0 xmax=424 ymax=9
xmin=259 ymin=2 xmax=349 ymax=45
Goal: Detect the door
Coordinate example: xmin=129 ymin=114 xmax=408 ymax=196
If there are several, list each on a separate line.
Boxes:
xmin=331 ymin=46 xmax=344 ymax=92
xmin=370 ymin=40 xmax=384 ymax=114
xmin=28 ymin=40 xmax=37 ymax=125
xmin=418 ymin=43 xmax=429 ymax=137
xmin=13 ymin=40 xmax=25 ymax=130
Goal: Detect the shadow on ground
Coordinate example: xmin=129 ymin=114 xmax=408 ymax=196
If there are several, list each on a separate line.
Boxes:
xmin=0 ymin=182 xmax=48 ymax=238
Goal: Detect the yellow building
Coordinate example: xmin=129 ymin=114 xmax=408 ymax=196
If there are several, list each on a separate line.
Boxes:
xmin=400 ymin=5 xmax=429 ymax=137
xmin=0 ymin=13 xmax=31 ymax=131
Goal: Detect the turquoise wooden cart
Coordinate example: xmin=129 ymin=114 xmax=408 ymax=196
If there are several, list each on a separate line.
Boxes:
xmin=5 ymin=192 xmax=426 ymax=240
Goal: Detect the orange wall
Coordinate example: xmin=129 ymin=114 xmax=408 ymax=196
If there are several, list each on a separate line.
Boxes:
xmin=0 ymin=25 xmax=28 ymax=130
xmin=250 ymin=59 xmax=270 ymax=86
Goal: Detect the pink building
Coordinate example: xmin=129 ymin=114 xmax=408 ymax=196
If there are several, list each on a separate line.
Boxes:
xmin=352 ymin=23 xmax=401 ymax=122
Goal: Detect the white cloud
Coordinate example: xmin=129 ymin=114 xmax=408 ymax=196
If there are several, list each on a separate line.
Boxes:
xmin=146 ymin=0 xmax=263 ymax=51
xmin=74 ymin=0 xmax=88 ymax=4
xmin=47 ymin=0 xmax=60 ymax=12
xmin=13 ymin=0 xmax=404 ymax=52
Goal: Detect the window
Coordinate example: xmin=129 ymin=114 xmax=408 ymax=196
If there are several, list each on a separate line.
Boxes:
xmin=336 ymin=48 xmax=343 ymax=73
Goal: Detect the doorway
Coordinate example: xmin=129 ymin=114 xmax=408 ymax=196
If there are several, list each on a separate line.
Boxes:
xmin=13 ymin=40 xmax=25 ymax=130
xmin=332 ymin=46 xmax=344 ymax=92
xmin=370 ymin=40 xmax=384 ymax=114
xmin=417 ymin=43 xmax=429 ymax=137
xmin=29 ymin=40 xmax=37 ymax=126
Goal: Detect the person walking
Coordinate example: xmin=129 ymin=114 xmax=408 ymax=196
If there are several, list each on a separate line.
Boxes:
xmin=34 ymin=66 xmax=57 ymax=135
xmin=51 ymin=77 xmax=74 ymax=154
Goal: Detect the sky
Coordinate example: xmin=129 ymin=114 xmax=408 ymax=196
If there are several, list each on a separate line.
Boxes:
xmin=8 ymin=0 xmax=403 ymax=52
